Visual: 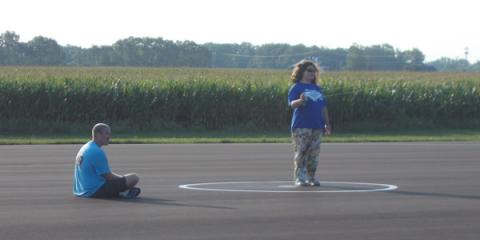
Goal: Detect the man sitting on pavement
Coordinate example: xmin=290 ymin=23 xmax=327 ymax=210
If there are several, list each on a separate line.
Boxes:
xmin=73 ymin=123 xmax=141 ymax=198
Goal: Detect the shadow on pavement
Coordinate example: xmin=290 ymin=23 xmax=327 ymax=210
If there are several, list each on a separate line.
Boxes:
xmin=386 ymin=190 xmax=480 ymax=201
xmin=103 ymin=196 xmax=236 ymax=210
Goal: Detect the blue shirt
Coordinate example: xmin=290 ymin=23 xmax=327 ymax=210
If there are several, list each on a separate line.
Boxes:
xmin=288 ymin=82 xmax=327 ymax=130
xmin=73 ymin=141 xmax=111 ymax=197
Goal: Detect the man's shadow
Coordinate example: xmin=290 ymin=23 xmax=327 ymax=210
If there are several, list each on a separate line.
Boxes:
xmin=101 ymin=196 xmax=235 ymax=210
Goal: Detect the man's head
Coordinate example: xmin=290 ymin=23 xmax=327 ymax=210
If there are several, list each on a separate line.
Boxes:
xmin=92 ymin=123 xmax=111 ymax=147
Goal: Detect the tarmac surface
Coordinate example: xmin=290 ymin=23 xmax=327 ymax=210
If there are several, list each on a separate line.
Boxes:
xmin=0 ymin=142 xmax=479 ymax=240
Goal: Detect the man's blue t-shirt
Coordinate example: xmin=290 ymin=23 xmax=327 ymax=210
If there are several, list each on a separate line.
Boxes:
xmin=288 ymin=82 xmax=327 ymax=130
xmin=73 ymin=141 xmax=111 ymax=197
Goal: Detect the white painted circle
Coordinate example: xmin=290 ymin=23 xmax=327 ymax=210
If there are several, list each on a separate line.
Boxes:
xmin=178 ymin=181 xmax=398 ymax=193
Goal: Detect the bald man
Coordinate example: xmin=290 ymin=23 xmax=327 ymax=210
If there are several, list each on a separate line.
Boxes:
xmin=73 ymin=123 xmax=141 ymax=198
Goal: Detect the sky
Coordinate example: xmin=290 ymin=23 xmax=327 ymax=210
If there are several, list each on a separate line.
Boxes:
xmin=1 ymin=0 xmax=479 ymax=62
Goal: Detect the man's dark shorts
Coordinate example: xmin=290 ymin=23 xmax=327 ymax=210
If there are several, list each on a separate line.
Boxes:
xmin=92 ymin=177 xmax=128 ymax=198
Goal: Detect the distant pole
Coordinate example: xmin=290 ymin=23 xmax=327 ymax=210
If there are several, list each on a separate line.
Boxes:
xmin=211 ymin=52 xmax=216 ymax=68
xmin=464 ymin=47 xmax=469 ymax=62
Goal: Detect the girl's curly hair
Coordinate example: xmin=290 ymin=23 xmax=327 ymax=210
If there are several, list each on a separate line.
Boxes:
xmin=290 ymin=60 xmax=321 ymax=84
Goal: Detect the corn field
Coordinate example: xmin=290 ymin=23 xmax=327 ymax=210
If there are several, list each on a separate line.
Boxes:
xmin=0 ymin=67 xmax=479 ymax=132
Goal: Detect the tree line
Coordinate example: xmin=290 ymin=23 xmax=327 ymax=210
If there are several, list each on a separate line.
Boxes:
xmin=1 ymin=31 xmax=479 ymax=71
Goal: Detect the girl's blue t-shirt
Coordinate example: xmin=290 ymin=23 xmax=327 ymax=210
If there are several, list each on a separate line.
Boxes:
xmin=288 ymin=82 xmax=327 ymax=130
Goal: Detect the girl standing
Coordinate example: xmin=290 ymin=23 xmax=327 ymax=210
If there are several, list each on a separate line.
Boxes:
xmin=288 ymin=60 xmax=331 ymax=187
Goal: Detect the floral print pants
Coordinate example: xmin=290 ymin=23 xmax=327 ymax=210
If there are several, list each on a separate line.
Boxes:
xmin=292 ymin=128 xmax=322 ymax=181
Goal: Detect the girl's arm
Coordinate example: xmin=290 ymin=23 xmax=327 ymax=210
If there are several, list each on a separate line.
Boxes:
xmin=290 ymin=93 xmax=306 ymax=108
xmin=323 ymin=107 xmax=332 ymax=135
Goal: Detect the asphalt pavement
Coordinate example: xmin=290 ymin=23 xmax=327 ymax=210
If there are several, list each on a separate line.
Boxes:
xmin=0 ymin=142 xmax=479 ymax=240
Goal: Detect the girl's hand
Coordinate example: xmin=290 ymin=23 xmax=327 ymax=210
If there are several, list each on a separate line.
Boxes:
xmin=299 ymin=93 xmax=307 ymax=106
xmin=324 ymin=125 xmax=332 ymax=136
xmin=300 ymin=93 xmax=306 ymax=101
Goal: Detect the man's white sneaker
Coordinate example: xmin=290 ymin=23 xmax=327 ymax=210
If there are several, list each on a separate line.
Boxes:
xmin=120 ymin=187 xmax=141 ymax=198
